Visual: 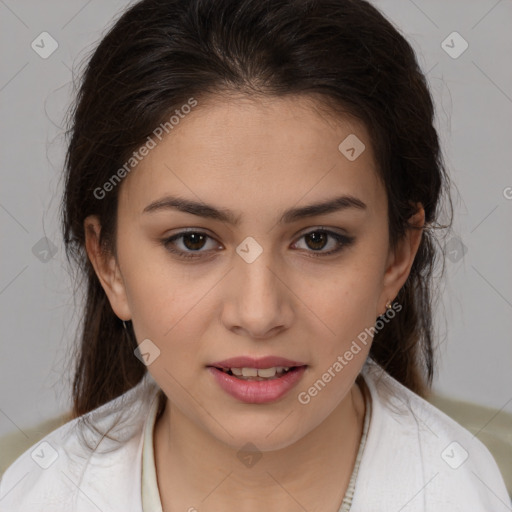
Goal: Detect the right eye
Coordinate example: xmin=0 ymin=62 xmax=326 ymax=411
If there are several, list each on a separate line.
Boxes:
xmin=161 ymin=230 xmax=222 ymax=259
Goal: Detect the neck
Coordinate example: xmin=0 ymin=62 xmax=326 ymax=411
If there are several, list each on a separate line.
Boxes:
xmin=154 ymin=379 xmax=366 ymax=512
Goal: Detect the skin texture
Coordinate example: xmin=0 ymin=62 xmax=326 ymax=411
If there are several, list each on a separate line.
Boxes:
xmin=85 ymin=94 xmax=424 ymax=511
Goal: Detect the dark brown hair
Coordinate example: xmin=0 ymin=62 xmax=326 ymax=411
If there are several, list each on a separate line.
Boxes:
xmin=62 ymin=0 xmax=453 ymax=421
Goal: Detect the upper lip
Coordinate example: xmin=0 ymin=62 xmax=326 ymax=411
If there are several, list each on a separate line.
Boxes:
xmin=208 ymin=356 xmax=307 ymax=369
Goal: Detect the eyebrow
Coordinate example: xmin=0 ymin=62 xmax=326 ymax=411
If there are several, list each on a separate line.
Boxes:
xmin=142 ymin=194 xmax=367 ymax=225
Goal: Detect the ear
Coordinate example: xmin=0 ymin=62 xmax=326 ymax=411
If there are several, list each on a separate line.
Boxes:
xmin=84 ymin=215 xmax=132 ymax=321
xmin=378 ymin=204 xmax=425 ymax=316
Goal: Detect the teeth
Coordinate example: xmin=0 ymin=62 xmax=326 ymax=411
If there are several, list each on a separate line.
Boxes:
xmin=256 ymin=367 xmax=276 ymax=378
xmin=241 ymin=367 xmax=258 ymax=377
xmin=223 ymin=366 xmax=293 ymax=379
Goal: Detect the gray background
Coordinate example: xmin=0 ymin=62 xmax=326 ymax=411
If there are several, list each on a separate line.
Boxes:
xmin=1 ymin=0 xmax=511 ymax=440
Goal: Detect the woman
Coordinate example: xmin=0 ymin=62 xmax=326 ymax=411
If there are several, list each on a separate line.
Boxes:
xmin=1 ymin=0 xmax=509 ymax=510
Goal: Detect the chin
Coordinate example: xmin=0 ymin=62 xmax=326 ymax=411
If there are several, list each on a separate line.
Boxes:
xmin=210 ymin=416 xmax=308 ymax=453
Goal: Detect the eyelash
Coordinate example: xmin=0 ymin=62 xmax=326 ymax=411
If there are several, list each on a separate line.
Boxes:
xmin=161 ymin=229 xmax=354 ymax=260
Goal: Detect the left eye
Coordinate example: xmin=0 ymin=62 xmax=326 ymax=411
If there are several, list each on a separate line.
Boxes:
xmin=162 ymin=231 xmax=219 ymax=259
xmin=162 ymin=229 xmax=353 ymax=260
xmin=292 ymin=229 xmax=353 ymax=256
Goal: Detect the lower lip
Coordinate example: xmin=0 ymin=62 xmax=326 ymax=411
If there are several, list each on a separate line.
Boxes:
xmin=207 ymin=366 xmax=307 ymax=404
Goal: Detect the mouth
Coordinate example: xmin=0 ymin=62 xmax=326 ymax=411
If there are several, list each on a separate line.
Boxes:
xmin=213 ymin=365 xmax=304 ymax=381
xmin=206 ymin=357 xmax=308 ymax=403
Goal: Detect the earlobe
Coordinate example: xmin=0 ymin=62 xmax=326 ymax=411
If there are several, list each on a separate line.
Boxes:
xmin=83 ymin=215 xmax=132 ymax=321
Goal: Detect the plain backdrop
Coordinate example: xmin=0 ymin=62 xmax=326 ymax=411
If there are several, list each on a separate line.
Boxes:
xmin=1 ymin=0 xmax=511 ymax=440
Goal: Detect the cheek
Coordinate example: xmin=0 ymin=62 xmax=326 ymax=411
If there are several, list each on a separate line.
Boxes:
xmin=117 ymin=236 xmax=200 ymax=339
xmin=300 ymin=250 xmax=387 ymax=365
xmin=313 ymin=264 xmax=382 ymax=329
xmin=296 ymin=269 xmax=378 ymax=407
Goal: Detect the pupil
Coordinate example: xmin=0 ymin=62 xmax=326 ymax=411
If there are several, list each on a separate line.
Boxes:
xmin=306 ymin=232 xmax=327 ymax=250
xmin=183 ymin=233 xmax=206 ymax=250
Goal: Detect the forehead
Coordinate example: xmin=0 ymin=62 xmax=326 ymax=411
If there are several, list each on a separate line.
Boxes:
xmin=118 ymin=94 xmax=384 ymax=220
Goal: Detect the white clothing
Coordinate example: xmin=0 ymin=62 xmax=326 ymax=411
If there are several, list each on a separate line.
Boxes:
xmin=0 ymin=358 xmax=510 ymax=511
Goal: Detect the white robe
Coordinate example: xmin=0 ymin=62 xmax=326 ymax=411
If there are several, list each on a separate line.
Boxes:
xmin=0 ymin=358 xmax=510 ymax=511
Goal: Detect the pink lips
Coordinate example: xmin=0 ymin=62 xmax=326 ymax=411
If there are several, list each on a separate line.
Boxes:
xmin=207 ymin=355 xmax=308 ymax=404
xmin=208 ymin=355 xmax=306 ymax=369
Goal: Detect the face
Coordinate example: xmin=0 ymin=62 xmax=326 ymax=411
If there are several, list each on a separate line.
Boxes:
xmin=85 ymin=94 xmax=423 ymax=452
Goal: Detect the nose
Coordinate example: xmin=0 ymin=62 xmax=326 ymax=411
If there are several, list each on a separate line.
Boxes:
xmin=221 ymin=246 xmax=294 ymax=340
